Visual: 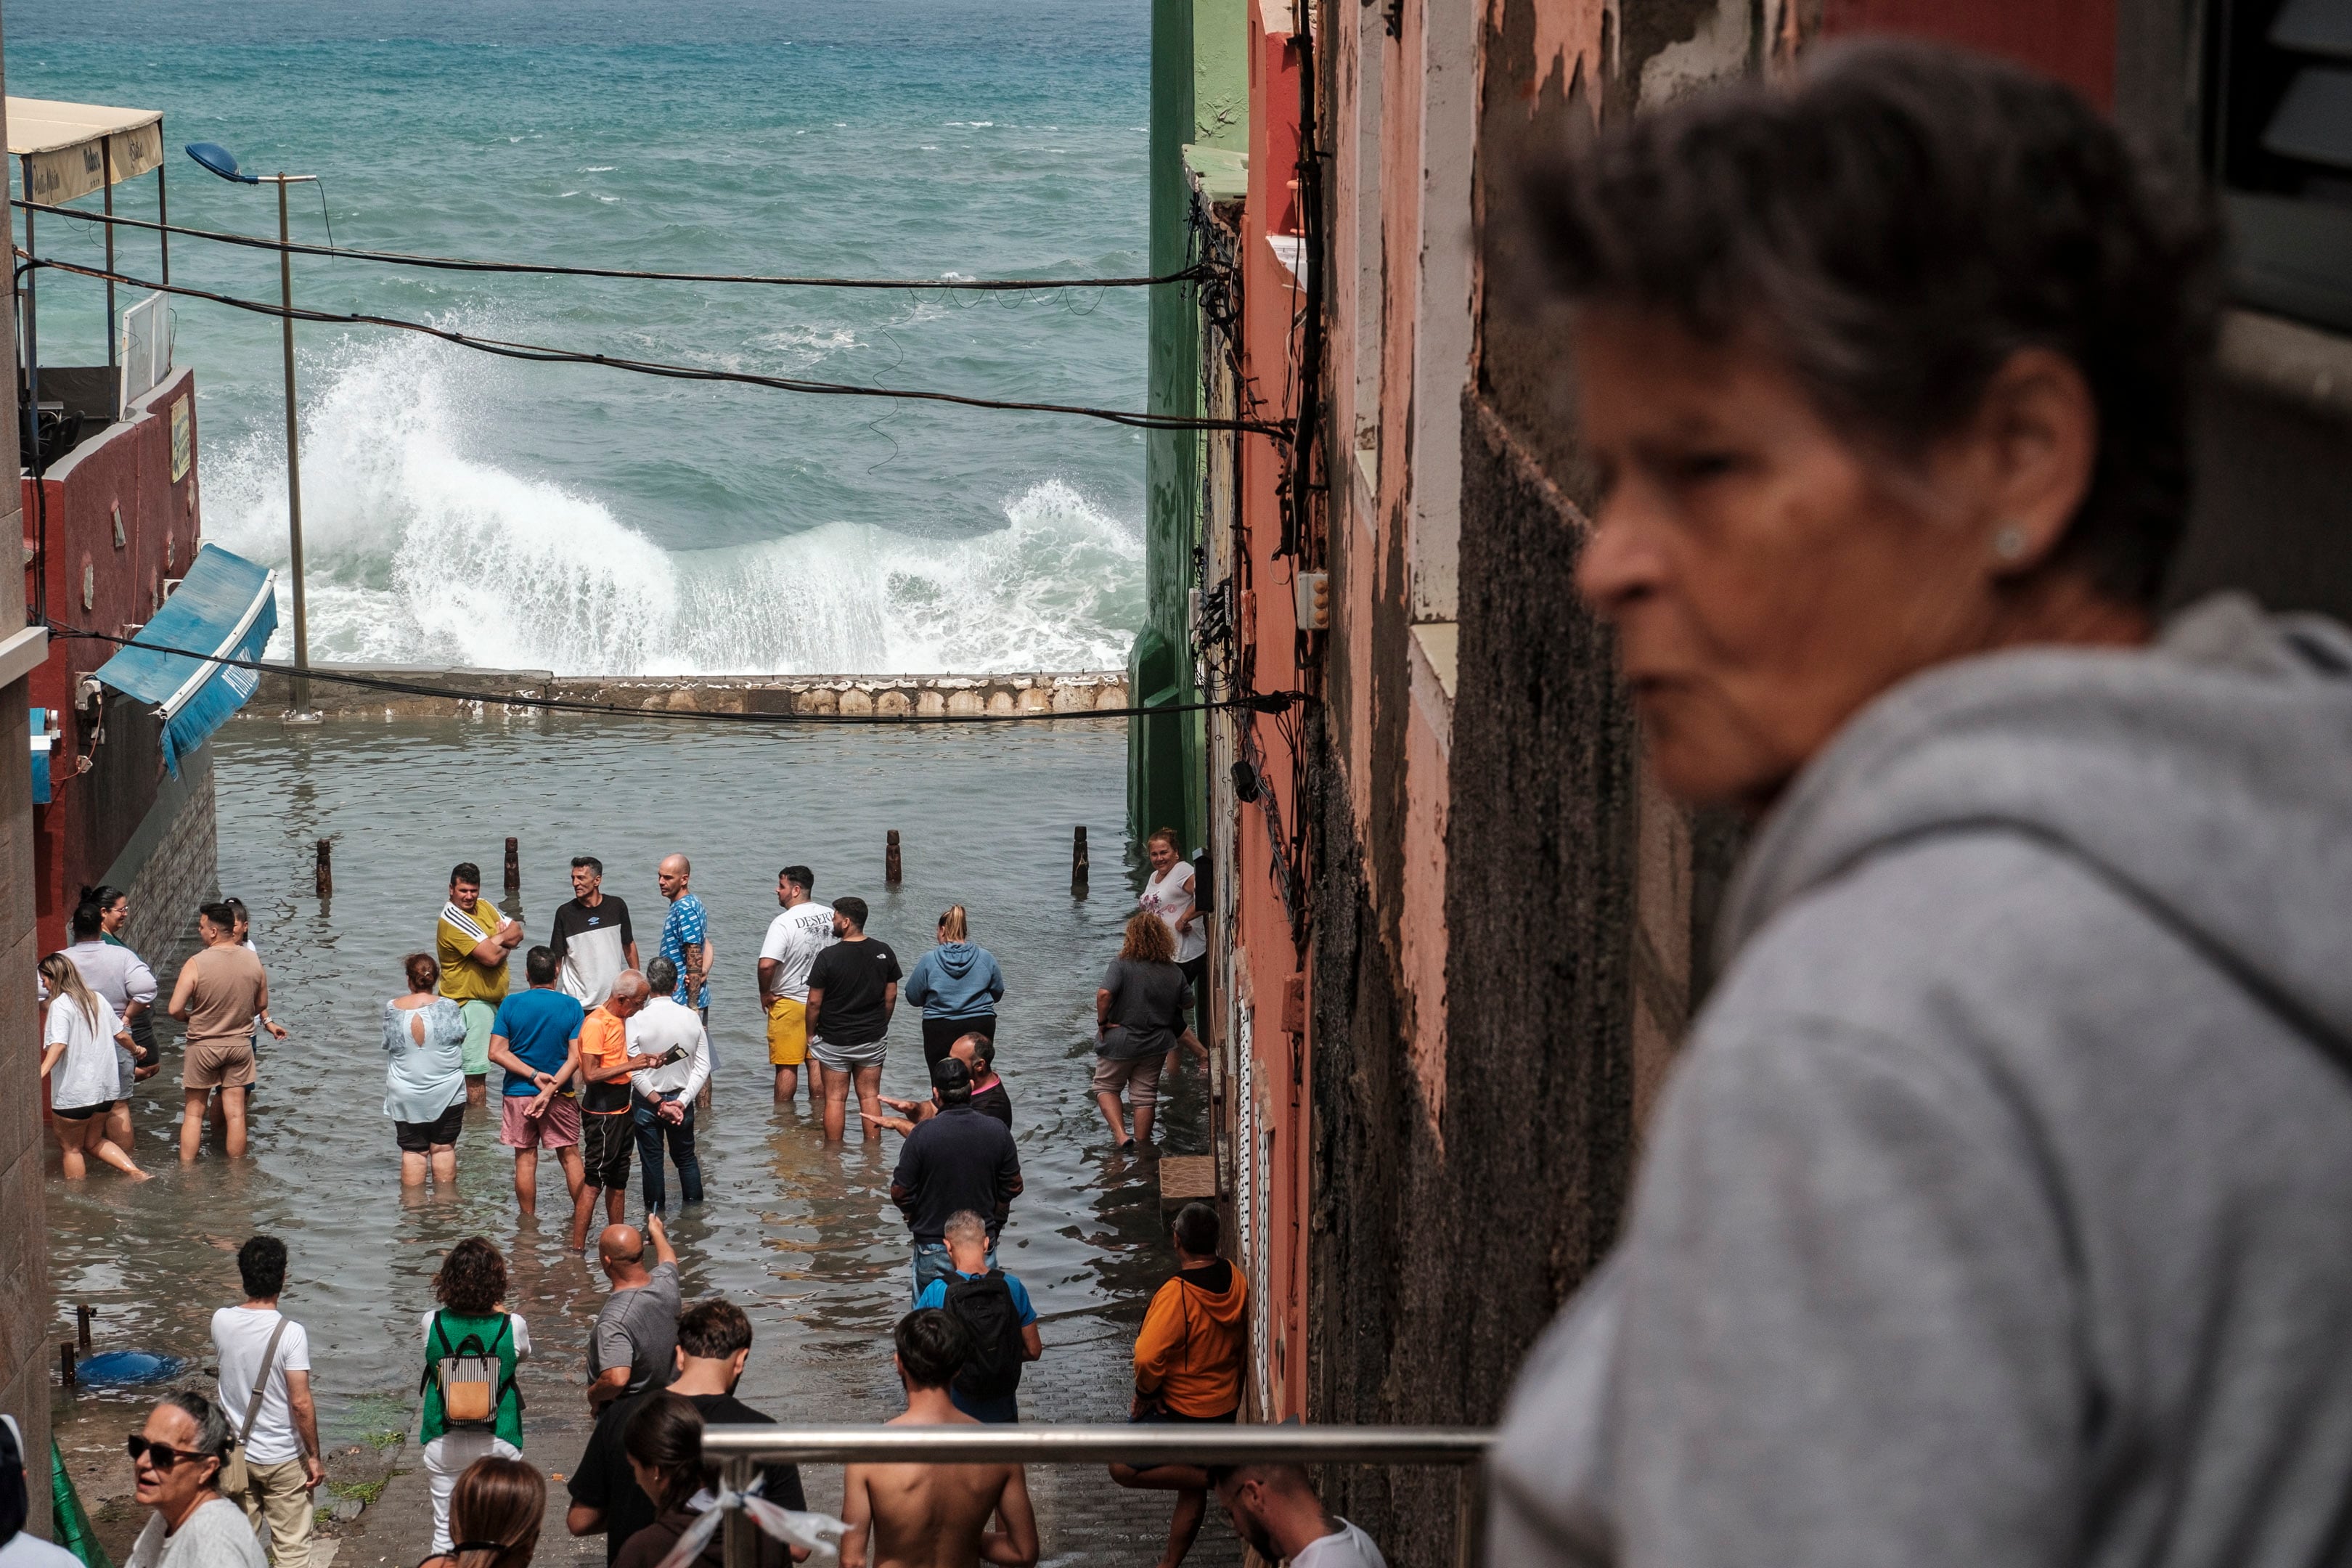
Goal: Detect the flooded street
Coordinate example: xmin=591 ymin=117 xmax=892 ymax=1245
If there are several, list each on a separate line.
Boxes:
xmin=46 ymin=714 xmax=1230 ymax=1563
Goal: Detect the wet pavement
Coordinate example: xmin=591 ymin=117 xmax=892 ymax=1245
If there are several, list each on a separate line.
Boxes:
xmin=46 ymin=715 xmax=1236 ymax=1566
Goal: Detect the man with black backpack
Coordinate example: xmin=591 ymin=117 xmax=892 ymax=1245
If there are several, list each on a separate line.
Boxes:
xmin=912 ymin=1210 xmax=1042 ymax=1423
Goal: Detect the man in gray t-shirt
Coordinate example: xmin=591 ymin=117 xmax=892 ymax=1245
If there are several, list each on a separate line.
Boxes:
xmin=587 ymin=1214 xmax=681 ymax=1408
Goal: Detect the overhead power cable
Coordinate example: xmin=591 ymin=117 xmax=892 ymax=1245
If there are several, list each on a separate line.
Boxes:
xmin=15 ymin=197 xmax=1201 ymax=292
xmin=44 ymin=622 xmax=1304 ymax=727
xmin=17 ymin=253 xmax=1291 ymax=438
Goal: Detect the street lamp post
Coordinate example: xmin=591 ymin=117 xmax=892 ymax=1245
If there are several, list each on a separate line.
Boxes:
xmin=185 ymin=142 xmax=319 ymax=720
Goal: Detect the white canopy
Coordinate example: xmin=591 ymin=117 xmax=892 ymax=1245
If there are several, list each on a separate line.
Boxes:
xmin=7 ymin=97 xmax=163 ymax=205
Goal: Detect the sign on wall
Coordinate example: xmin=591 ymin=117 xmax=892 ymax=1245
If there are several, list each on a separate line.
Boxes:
xmin=169 ymin=396 xmax=192 ymax=483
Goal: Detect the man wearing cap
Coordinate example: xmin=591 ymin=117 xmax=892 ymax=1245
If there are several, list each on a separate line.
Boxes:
xmin=886 ymin=1058 xmax=1023 ymax=1297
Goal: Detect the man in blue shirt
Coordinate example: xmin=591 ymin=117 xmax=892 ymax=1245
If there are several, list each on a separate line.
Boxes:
xmin=489 ymin=946 xmax=587 ymax=1220
xmin=656 ymin=854 xmax=711 ymax=1018
xmin=911 ymin=1209 xmax=1042 ymax=1423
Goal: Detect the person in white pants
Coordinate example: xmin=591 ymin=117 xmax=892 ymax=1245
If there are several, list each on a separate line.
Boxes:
xmin=415 ymin=1237 xmax=533 ymax=1555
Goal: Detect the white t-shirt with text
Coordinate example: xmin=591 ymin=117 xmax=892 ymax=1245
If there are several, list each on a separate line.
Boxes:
xmin=211 ymin=1307 xmax=313 ymax=1464
xmin=1141 ymin=862 xmax=1206 ymax=963
xmin=759 ymin=902 xmax=837 ymax=1002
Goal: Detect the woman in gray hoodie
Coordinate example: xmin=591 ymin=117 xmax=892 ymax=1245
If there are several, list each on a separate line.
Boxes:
xmin=1491 ymin=38 xmax=2352 ymax=1568
xmin=902 ymin=905 xmax=1006 ymax=1068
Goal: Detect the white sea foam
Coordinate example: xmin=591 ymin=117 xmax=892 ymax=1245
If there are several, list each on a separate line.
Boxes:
xmin=205 ymin=335 xmax=1140 ymax=677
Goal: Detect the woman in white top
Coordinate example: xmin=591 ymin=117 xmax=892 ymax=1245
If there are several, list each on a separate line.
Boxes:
xmin=386 ymin=952 xmax=470 ymax=1186
xmin=38 ymin=952 xmax=148 ymax=1180
xmin=1138 ymin=829 xmax=1210 ymax=1071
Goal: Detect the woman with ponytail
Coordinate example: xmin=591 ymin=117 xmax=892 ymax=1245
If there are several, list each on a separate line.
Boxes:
xmin=38 ymin=952 xmax=148 ymax=1180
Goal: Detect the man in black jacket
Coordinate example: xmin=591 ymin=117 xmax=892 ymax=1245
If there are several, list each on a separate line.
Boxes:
xmin=889 ymin=1058 xmax=1022 ymax=1297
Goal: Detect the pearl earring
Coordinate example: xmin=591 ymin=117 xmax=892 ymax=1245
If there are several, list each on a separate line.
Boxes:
xmin=1992 ymin=524 xmax=2028 ymax=563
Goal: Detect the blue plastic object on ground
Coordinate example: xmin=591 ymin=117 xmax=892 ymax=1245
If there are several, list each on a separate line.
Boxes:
xmin=71 ymin=1352 xmax=186 ymax=1387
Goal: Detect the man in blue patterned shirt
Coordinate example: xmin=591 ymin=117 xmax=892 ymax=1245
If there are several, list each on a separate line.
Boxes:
xmin=656 ymin=854 xmax=712 ymax=1021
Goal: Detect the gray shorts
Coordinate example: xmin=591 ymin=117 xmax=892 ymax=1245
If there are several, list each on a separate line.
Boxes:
xmin=809 ymin=1034 xmax=887 ymax=1072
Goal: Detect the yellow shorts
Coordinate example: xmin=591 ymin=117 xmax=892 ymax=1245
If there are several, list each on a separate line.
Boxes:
xmin=766 ymin=996 xmax=809 ymax=1066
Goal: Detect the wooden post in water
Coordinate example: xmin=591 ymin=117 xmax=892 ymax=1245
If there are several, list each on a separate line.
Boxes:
xmin=1071 ymin=826 xmax=1090 ymax=898
xmin=886 ymin=830 xmax=902 ymax=886
xmin=58 ymin=1342 xmax=75 ymax=1387
xmin=314 ymin=839 xmax=332 ymax=898
xmin=505 ymin=837 xmax=521 ymax=893
xmin=75 ymin=1304 xmax=94 ymax=1351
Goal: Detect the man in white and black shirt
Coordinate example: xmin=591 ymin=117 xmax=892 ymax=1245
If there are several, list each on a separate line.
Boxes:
xmin=550 ymin=856 xmax=638 ymax=1008
xmin=756 ymin=864 xmax=835 ymax=1106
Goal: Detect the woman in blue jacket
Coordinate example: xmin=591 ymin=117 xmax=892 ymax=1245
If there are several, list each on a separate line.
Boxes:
xmin=902 ymin=905 xmax=1005 ymax=1067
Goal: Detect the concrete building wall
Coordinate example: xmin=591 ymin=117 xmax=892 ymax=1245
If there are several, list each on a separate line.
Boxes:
xmin=0 ymin=52 xmax=58 ymax=1538
xmin=26 ymin=367 xmax=202 ymax=951
xmin=1188 ymin=2 xmax=2352 ymax=1562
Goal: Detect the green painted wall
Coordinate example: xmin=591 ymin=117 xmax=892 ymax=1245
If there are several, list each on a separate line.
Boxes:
xmin=1132 ymin=0 xmax=1247 ymax=856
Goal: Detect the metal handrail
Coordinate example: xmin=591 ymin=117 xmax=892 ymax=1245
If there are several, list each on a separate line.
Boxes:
xmin=702 ymin=1424 xmax=1493 ymax=1568
xmin=699 ymin=1422 xmax=1492 ymax=1465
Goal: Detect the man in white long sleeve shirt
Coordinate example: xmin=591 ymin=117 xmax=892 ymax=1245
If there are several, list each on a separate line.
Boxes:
xmin=627 ymin=956 xmax=710 ymax=1215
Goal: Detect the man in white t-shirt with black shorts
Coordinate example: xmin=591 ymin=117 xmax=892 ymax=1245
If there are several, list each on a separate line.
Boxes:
xmin=757 ymin=865 xmax=836 ymax=1107
xmin=211 ymin=1236 xmax=322 ymax=1568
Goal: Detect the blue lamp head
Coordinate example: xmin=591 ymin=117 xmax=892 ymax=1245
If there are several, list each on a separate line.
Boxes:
xmin=184 ymin=142 xmax=258 ymax=184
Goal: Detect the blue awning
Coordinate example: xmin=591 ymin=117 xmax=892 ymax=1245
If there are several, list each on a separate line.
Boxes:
xmin=93 ymin=543 xmax=278 ymax=775
xmin=30 ymin=706 xmax=52 ymax=804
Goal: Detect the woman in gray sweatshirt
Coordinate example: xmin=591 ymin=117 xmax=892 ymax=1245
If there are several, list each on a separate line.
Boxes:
xmin=1492 ymin=38 xmax=2352 ymax=1568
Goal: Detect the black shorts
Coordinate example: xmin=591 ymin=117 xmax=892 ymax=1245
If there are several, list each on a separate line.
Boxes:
xmin=581 ymin=1110 xmax=634 ymax=1189
xmin=393 ymin=1101 xmax=465 ymax=1152
xmin=921 ymin=1013 xmax=997 ymax=1067
xmin=53 ymin=1099 xmax=115 ymax=1123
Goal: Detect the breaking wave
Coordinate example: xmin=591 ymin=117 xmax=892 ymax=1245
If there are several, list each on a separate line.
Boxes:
xmin=203 ymin=336 xmax=1142 ymax=677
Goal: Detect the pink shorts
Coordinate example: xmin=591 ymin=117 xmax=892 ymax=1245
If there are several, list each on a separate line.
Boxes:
xmin=497 ymin=1092 xmax=581 ymax=1150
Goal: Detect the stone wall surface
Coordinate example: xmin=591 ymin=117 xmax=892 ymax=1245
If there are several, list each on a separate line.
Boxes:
xmin=244 ymin=668 xmax=1132 ymax=721
xmin=114 ymin=746 xmax=218 ymax=965
xmin=0 ymin=694 xmax=45 ymax=1535
xmin=0 ymin=54 xmax=52 ymax=1537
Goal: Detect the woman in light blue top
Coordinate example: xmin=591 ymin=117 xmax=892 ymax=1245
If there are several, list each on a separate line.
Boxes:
xmin=385 ymin=952 xmax=468 ymax=1186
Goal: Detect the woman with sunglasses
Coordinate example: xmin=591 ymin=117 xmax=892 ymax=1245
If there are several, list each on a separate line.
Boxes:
xmin=123 ymin=1393 xmax=266 ymax=1568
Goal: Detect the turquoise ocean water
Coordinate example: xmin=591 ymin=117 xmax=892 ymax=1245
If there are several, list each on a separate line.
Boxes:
xmin=5 ymin=0 xmax=1150 ymax=674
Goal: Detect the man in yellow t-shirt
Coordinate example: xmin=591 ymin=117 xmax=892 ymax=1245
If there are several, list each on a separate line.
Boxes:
xmin=438 ymin=861 xmax=524 ymax=1106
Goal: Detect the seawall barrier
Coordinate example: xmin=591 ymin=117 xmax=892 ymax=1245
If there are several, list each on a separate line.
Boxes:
xmin=238 ymin=666 xmax=1132 ymax=721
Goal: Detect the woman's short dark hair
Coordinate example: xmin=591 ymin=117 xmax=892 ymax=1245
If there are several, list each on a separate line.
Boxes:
xmin=622 ymin=1393 xmax=711 ymax=1513
xmin=433 ymin=1238 xmax=509 ymax=1315
xmin=405 ymin=952 xmax=441 ymax=994
xmin=1526 ymin=38 xmax=2221 ymax=608
xmin=1174 ymin=1200 xmax=1220 ymax=1257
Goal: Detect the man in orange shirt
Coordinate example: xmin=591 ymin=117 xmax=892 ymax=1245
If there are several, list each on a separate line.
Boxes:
xmin=1108 ymin=1201 xmax=1249 ymax=1568
xmin=570 ymin=970 xmax=657 ymax=1251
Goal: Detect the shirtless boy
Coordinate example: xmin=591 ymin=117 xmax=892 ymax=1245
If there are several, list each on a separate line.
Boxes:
xmin=841 ymin=1310 xmax=1037 ymax=1568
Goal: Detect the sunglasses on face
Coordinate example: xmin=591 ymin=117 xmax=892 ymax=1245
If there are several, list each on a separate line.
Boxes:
xmin=126 ymin=1434 xmax=198 ymax=1470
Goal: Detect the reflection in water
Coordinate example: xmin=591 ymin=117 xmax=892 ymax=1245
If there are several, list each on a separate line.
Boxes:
xmin=49 ymin=716 xmax=1227 ymax=1559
